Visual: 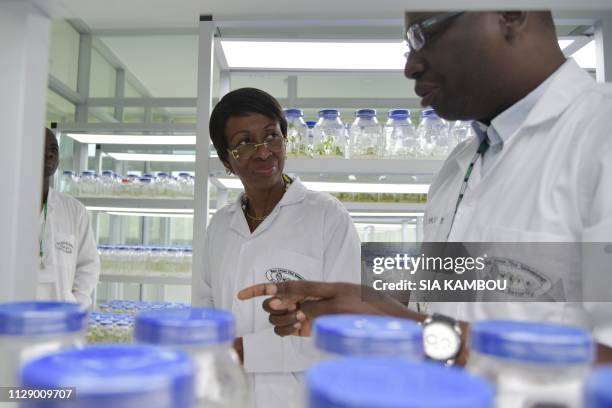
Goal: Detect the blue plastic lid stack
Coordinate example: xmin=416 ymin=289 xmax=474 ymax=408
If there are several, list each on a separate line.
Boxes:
xmin=21 ymin=345 xmax=194 ymax=408
xmin=470 ymin=320 xmax=595 ymax=365
xmin=389 ymin=109 xmax=411 ymax=120
xmin=134 ymin=308 xmax=234 ymax=346
xmin=314 ymin=314 xmax=424 ymax=359
xmin=306 ymin=358 xmax=494 ymax=408
xmin=306 ymin=121 xmax=317 ymax=129
xmin=421 ymin=108 xmax=439 ymax=118
xmin=355 ymin=109 xmax=376 ymax=119
xmin=284 ymin=108 xmax=304 ymax=117
xmin=319 ymin=109 xmax=340 ymax=118
xmin=585 ymin=366 xmax=612 ymax=408
xmin=0 ymin=301 xmax=87 ymax=336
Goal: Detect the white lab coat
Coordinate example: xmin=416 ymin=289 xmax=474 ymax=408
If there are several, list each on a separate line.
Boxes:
xmin=193 ymin=178 xmax=361 ymax=408
xmin=38 ymin=188 xmax=100 ymax=308
xmin=422 ymin=60 xmax=612 ymax=343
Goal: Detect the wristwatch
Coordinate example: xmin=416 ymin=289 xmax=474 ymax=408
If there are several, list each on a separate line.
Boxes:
xmin=421 ymin=313 xmax=463 ymax=365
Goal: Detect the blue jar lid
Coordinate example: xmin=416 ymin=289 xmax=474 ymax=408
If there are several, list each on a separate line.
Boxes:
xmin=101 ymin=170 xmax=113 ymax=176
xmin=306 ymin=121 xmax=317 ymax=129
xmin=389 ymin=109 xmax=411 ymax=119
xmin=62 ymin=170 xmax=76 ymax=176
xmin=81 ymin=171 xmax=94 ymax=176
xmin=421 ymin=108 xmax=439 ymax=118
xmin=470 ymin=320 xmax=594 ymax=365
xmin=143 ymin=173 xmax=154 ymax=178
xmin=0 ymin=301 xmax=87 ymax=336
xmin=306 ymin=358 xmax=494 ymax=408
xmin=284 ymin=108 xmax=304 ymax=117
xmin=178 ymin=172 xmax=191 ymax=177
xmin=585 ymin=366 xmax=612 ymax=408
xmin=21 ymin=345 xmax=194 ymax=408
xmin=157 ymin=172 xmax=169 ymax=177
xmin=319 ymin=109 xmax=340 ymax=118
xmin=355 ymin=109 xmax=376 ymax=118
xmin=314 ymin=314 xmax=424 ymax=358
xmin=134 ymin=308 xmax=235 ymax=346
xmin=139 ymin=177 xmax=152 ymax=183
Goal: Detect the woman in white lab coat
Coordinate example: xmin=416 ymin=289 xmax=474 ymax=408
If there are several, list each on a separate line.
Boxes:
xmin=192 ymin=88 xmax=361 ymax=408
xmin=39 ymin=129 xmax=100 ymax=307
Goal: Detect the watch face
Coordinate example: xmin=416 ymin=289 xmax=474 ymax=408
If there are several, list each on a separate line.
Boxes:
xmin=423 ymin=321 xmax=461 ymax=361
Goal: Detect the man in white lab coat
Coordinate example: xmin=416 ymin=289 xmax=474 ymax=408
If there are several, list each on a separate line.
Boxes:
xmin=38 ymin=128 xmax=100 ymax=307
xmin=239 ymin=11 xmax=612 ymax=364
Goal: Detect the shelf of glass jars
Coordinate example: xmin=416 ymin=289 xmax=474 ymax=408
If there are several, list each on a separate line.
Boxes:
xmin=209 ymin=157 xmax=444 ymax=176
xmin=77 ymin=197 xmax=194 ymax=211
xmin=99 ymin=271 xmax=192 ymax=285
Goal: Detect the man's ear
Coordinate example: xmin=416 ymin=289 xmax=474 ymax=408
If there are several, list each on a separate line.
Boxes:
xmin=498 ymin=11 xmax=529 ymax=42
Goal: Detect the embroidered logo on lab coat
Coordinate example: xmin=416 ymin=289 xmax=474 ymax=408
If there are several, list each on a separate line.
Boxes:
xmin=55 ymin=241 xmax=74 ymax=254
xmin=266 ymin=268 xmax=304 ymax=283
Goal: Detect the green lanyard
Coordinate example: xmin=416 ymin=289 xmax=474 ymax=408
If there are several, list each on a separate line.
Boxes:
xmin=39 ymin=202 xmax=48 ymax=266
xmin=446 ymin=138 xmax=490 ymax=239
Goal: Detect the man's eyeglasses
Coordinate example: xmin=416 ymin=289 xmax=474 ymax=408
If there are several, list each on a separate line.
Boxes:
xmin=406 ymin=12 xmax=464 ymax=51
xmin=228 ymin=133 xmax=285 ymax=160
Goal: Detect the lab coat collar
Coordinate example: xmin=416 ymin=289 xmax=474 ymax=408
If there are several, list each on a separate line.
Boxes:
xmin=226 ymin=176 xmax=307 ymax=237
xmin=522 ymin=59 xmax=594 ymax=129
xmin=46 ymin=187 xmax=59 ymax=213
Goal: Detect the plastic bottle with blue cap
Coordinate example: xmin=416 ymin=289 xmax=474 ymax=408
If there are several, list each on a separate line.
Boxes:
xmin=0 ymin=301 xmax=88 ymax=387
xmin=313 ymin=109 xmax=347 ymax=158
xmin=313 ymin=314 xmax=424 ymax=360
xmin=584 ymin=366 xmax=612 ymax=408
xmin=348 ymin=109 xmax=383 ymax=159
xmin=416 ymin=109 xmax=450 ymax=157
xmin=20 ymin=344 xmax=195 ymax=408
xmin=467 ymin=320 xmax=595 ymax=408
xmin=384 ymin=109 xmax=419 ymax=158
xmin=450 ymin=120 xmax=475 ymax=148
xmin=134 ymin=307 xmax=249 ymax=408
xmin=284 ymin=108 xmax=310 ymax=158
xmin=305 ymin=357 xmax=494 ymax=408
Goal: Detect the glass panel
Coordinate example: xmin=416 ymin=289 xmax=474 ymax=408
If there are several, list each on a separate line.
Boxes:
xmin=49 ymin=20 xmax=80 ymax=91
xmin=97 ymin=35 xmax=198 ymax=97
xmin=123 ymin=107 xmax=145 ymax=123
xmin=298 ymin=72 xmax=414 ymax=99
xmin=125 ymin=81 xmax=142 ymax=97
xmin=46 ymin=89 xmax=76 ymax=125
xmin=90 ymin=48 xmax=116 ymax=97
xmin=230 ymin=72 xmax=288 ymax=98
xmin=170 ymin=218 xmax=193 ymax=247
xmin=88 ymin=106 xmax=116 ymax=123
xmin=152 ymin=107 xmax=197 ymax=124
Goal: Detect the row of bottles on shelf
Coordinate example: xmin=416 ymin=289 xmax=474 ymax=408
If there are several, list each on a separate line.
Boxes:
xmin=60 ymin=171 xmax=195 ymax=198
xmin=88 ymin=301 xmax=190 ymax=343
xmin=98 ymin=245 xmax=192 ymax=275
xmin=285 ymin=108 xmax=475 ymax=159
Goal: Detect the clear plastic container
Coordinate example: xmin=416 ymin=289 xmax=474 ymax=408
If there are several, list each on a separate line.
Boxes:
xmin=20 ymin=344 xmax=195 ymax=408
xmin=313 ymin=109 xmax=346 ymax=158
xmin=348 ymin=109 xmax=383 ymax=159
xmin=305 ymin=357 xmax=494 ymax=408
xmin=285 ymin=108 xmax=309 ymax=157
xmin=467 ymin=320 xmax=594 ymax=408
xmin=134 ymin=308 xmax=249 ymax=408
xmin=416 ymin=109 xmax=450 ymax=158
xmin=60 ymin=171 xmax=78 ymax=195
xmin=585 ymin=366 xmax=612 ymax=408
xmin=78 ymin=171 xmax=97 ymax=196
xmin=0 ymin=301 xmax=87 ymax=387
xmin=313 ymin=314 xmax=424 ymax=360
xmin=384 ymin=109 xmax=419 ymax=158
xmin=450 ymin=120 xmax=475 ymax=148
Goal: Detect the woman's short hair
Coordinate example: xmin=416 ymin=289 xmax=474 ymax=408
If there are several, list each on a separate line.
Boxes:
xmin=209 ymin=87 xmax=287 ymax=162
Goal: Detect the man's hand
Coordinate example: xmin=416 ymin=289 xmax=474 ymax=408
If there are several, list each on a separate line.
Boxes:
xmin=238 ymin=281 xmax=418 ymax=337
xmin=233 ymin=337 xmax=244 ymax=364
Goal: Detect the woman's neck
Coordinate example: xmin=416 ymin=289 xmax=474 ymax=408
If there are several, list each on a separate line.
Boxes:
xmin=243 ymin=178 xmax=286 ymax=219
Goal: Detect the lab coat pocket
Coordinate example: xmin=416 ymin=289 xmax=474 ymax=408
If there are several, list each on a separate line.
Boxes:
xmin=53 ymin=232 xmax=77 ymax=299
xmin=254 ymin=249 xmax=323 ymax=285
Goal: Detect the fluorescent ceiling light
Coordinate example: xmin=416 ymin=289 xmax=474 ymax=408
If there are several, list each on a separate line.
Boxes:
xmin=221 ymin=40 xmax=407 ymax=70
xmin=87 ymin=206 xmax=193 ymax=213
xmin=217 ymin=178 xmax=429 ymax=194
xmin=66 ymin=133 xmax=196 ymax=145
xmin=107 ymin=153 xmax=195 ymax=162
